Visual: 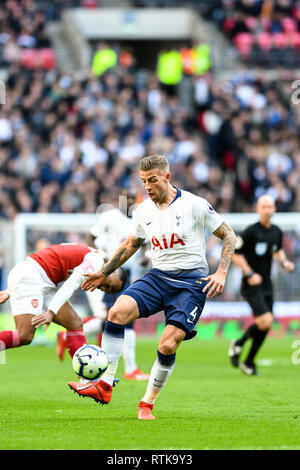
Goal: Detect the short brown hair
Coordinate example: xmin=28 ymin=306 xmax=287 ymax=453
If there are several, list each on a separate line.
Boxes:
xmin=139 ymin=155 xmax=169 ymax=172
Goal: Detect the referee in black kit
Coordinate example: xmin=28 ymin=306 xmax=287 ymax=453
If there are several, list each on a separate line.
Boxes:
xmin=229 ymin=195 xmax=295 ymax=375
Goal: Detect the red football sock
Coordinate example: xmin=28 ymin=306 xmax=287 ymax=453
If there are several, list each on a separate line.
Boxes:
xmin=0 ymin=330 xmax=20 ymax=349
xmin=66 ymin=329 xmax=86 ymax=358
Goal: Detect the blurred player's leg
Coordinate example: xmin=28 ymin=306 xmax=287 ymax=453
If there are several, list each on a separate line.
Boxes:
xmin=138 ymin=325 xmax=185 ymax=420
xmin=83 ymin=316 xmax=105 ymax=346
xmin=0 ymin=313 xmax=36 ymax=348
xmin=0 ymin=330 xmax=20 ymax=349
xmin=85 ymin=289 xmax=107 ymax=346
xmin=240 ymin=313 xmax=272 ymax=375
xmin=85 ymin=288 xmax=106 ymax=318
xmin=57 ymin=330 xmax=66 ymax=361
xmin=123 ymin=324 xmax=149 ymax=381
xmin=83 ymin=317 xmax=104 ymax=335
xmin=53 ymin=302 xmax=86 ymax=358
xmin=123 ymin=324 xmax=136 ymax=374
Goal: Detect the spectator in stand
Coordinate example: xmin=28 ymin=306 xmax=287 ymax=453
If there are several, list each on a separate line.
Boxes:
xmin=91 ymin=42 xmax=118 ymax=77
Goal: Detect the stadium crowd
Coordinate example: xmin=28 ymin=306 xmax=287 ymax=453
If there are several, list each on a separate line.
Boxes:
xmin=203 ymin=0 xmax=300 ymax=67
xmin=0 ymin=0 xmax=300 ymax=223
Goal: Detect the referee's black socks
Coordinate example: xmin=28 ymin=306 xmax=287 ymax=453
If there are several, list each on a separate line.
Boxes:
xmin=236 ymin=323 xmax=269 ymax=365
xmin=236 ymin=323 xmax=260 ymax=347
xmin=245 ymin=327 xmax=269 ymax=365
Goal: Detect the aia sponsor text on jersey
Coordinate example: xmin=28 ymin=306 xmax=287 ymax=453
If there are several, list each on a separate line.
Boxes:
xmin=151 ymin=233 xmax=185 ymax=250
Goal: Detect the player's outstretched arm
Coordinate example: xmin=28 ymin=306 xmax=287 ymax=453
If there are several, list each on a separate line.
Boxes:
xmin=82 ymin=235 xmax=145 ymax=292
xmin=202 ymin=221 xmax=237 ymax=298
xmin=273 ymin=249 xmax=295 ymax=272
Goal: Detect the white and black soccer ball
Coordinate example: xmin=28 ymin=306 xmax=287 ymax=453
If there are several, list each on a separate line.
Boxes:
xmin=72 ymin=344 xmax=108 ymax=380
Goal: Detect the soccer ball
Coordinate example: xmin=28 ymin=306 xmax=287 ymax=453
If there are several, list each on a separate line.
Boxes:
xmin=72 ymin=344 xmax=108 ymax=380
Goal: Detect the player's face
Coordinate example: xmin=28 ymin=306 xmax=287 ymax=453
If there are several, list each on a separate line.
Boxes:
xmin=140 ymin=169 xmax=170 ymax=203
xmin=257 ymin=197 xmax=275 ymax=222
xmin=101 ymin=274 xmax=123 ymax=294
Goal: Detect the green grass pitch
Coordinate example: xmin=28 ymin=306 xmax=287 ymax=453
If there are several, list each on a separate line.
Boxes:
xmin=0 ymin=336 xmax=299 ymax=450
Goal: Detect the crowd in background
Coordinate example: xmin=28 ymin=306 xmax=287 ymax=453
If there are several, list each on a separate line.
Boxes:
xmin=195 ymin=68 xmax=300 ymax=212
xmin=0 ymin=0 xmax=300 ymax=223
xmin=201 ymin=0 xmax=300 ymax=67
xmin=0 ymin=0 xmax=51 ymax=69
xmin=1 ymin=61 xmax=300 ymax=220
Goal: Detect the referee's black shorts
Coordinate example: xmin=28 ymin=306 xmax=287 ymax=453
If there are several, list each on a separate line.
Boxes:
xmin=241 ymin=278 xmax=273 ymax=317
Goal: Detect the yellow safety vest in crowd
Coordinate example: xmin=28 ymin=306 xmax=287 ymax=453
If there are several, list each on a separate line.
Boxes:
xmin=193 ymin=43 xmax=211 ymax=76
xmin=91 ymin=48 xmax=118 ymax=76
xmin=157 ymin=50 xmax=182 ymax=85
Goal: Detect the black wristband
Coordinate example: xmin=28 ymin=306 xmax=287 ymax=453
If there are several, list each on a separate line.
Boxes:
xmin=244 ymin=271 xmax=254 ymax=279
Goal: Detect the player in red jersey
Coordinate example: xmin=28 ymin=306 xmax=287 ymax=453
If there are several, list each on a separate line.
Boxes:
xmin=0 ymin=243 xmax=126 ymax=358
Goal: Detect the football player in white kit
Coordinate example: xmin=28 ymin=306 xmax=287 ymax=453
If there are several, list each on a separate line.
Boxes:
xmin=69 ymin=155 xmax=237 ymax=419
xmin=83 ymin=188 xmax=150 ymax=381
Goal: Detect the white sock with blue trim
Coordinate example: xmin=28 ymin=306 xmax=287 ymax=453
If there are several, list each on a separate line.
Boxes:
xmin=100 ymin=321 xmax=125 ymax=386
xmin=141 ymin=351 xmax=176 ymax=404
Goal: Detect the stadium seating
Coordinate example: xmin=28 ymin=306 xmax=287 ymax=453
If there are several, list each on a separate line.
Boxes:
xmin=234 ymin=33 xmax=254 ymax=58
xmin=20 ymin=49 xmax=56 ymax=70
xmin=215 ymin=0 xmax=300 ymax=67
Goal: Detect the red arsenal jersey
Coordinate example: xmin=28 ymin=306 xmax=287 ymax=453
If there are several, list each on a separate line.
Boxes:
xmin=29 ymin=243 xmax=91 ymax=285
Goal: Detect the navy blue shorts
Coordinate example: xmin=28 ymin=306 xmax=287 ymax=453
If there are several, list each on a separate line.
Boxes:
xmin=123 ymin=268 xmax=208 ymax=333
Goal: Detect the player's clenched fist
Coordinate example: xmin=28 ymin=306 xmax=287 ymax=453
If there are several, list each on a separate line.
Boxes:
xmin=81 ymin=271 xmax=107 ymax=291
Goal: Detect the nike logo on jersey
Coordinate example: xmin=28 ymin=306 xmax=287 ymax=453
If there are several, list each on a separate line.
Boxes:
xmin=146 ymin=221 xmax=153 ymax=225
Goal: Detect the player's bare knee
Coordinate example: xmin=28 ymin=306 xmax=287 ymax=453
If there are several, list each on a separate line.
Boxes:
xmin=160 ymin=338 xmax=181 ymax=355
xmin=256 ymin=314 xmax=273 ymax=331
xmin=263 ymin=319 xmax=272 ymax=330
xmin=108 ymin=305 xmax=127 ymax=325
xmin=159 ymin=329 xmax=185 ymax=354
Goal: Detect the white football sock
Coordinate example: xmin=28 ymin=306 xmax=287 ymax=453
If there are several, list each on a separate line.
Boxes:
xmin=101 ymin=331 xmax=124 ymax=386
xmin=141 ymin=357 xmax=175 ymax=404
xmin=123 ymin=328 xmax=137 ymax=374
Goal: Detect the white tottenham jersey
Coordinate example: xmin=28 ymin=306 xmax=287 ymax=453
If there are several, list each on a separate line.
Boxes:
xmin=130 ymin=189 xmax=223 ymax=272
